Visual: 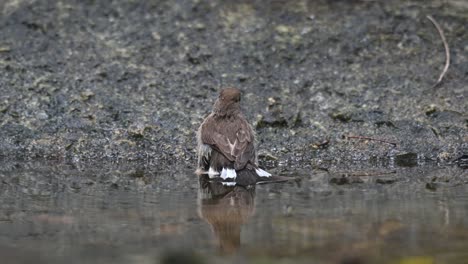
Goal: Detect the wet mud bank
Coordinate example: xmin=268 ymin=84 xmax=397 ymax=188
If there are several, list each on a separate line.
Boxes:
xmin=0 ymin=0 xmax=466 ymax=165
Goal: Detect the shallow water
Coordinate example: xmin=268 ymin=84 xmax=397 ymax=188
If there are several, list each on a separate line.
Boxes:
xmin=0 ymin=161 xmax=467 ymax=264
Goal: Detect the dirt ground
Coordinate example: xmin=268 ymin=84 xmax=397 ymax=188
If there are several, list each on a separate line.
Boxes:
xmin=0 ymin=0 xmax=466 ymax=167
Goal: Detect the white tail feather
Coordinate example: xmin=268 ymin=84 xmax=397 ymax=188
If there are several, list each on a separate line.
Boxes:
xmin=220 ymin=168 xmax=236 ymax=179
xmin=220 ymin=168 xmax=237 ymax=180
xmin=208 ymin=167 xmax=219 ymax=178
xmin=226 ymin=169 xmax=236 ymax=179
xmin=220 ymin=168 xmax=227 ymax=179
xmin=256 ymin=168 xmax=271 ymax=177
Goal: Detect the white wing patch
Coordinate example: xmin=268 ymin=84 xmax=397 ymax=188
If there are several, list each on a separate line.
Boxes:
xmin=256 ymin=168 xmax=271 ymax=177
xmin=227 ymin=138 xmax=238 ymax=156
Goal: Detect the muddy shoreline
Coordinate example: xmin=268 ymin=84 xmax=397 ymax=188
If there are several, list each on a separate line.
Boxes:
xmin=0 ymin=0 xmax=466 ymax=166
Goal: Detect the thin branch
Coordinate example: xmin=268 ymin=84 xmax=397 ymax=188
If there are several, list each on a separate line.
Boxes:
xmin=426 ymin=15 xmax=450 ymax=87
xmin=343 ymin=135 xmax=397 ymax=147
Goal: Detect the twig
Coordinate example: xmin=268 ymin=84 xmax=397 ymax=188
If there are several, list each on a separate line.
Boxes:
xmin=343 ymin=135 xmax=397 ymax=147
xmin=426 ymin=15 xmax=450 ymax=88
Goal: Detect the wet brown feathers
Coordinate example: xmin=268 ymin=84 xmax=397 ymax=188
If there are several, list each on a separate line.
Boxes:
xmin=198 ymin=88 xmax=257 ymax=171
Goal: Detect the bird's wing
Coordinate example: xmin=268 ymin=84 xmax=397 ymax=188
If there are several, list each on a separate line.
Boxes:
xmin=232 ymin=123 xmax=256 ymax=170
xmin=200 ymin=117 xmax=236 ymax=162
xmin=200 ymin=116 xmax=255 ymax=169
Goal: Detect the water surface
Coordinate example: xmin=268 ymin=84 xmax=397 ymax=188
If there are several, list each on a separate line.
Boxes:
xmin=0 ymin=161 xmax=467 ymax=264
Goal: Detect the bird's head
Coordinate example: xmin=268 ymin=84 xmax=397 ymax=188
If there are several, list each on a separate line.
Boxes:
xmin=213 ymin=87 xmax=241 ymax=116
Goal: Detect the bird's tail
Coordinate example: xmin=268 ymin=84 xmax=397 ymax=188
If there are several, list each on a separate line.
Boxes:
xmin=255 ymin=168 xmax=272 ymax=177
xmin=233 ymin=169 xmax=258 ymax=186
xmin=236 ymin=167 xmax=282 ymax=186
xmin=199 ymin=166 xmax=294 ymax=186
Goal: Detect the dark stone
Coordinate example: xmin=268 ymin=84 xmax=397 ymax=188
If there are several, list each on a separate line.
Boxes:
xmin=426 ymin=182 xmax=438 ymax=191
xmin=330 ymin=110 xmax=352 ymax=123
xmin=453 ymin=154 xmax=468 ymax=169
xmin=330 ymin=176 xmax=363 ymax=185
xmin=395 ymin=153 xmax=418 ymax=167
xmin=376 ymin=178 xmax=397 ymax=184
xmin=129 ymin=169 xmax=145 ymax=178
xmin=340 ymin=256 xmax=366 ymax=264
xmin=375 ymin=120 xmax=396 ymax=128
xmin=256 ymin=113 xmax=288 ymax=128
xmin=161 ymin=250 xmax=205 ymax=264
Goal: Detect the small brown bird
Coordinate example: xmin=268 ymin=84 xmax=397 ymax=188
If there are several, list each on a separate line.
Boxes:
xmin=196 ymin=88 xmax=271 ymax=186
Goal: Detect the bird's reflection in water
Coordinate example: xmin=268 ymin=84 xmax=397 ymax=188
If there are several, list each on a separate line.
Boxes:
xmin=198 ymin=175 xmax=255 ymax=254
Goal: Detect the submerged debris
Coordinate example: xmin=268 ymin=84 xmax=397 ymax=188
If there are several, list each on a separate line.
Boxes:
xmin=395 ymin=152 xmax=418 ymax=167
xmin=453 ymin=154 xmax=468 ymax=169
